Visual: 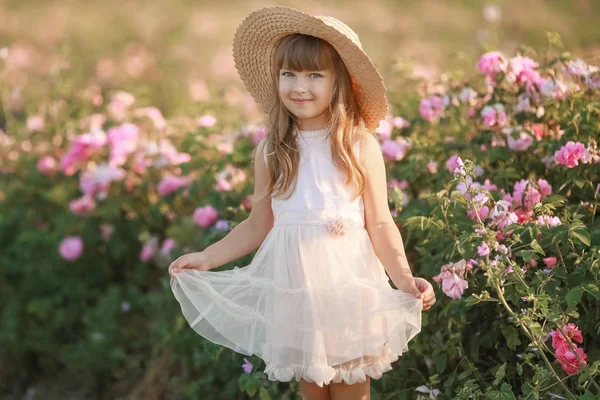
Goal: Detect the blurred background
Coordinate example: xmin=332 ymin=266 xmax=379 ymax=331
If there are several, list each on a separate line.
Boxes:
xmin=1 ymin=0 xmax=599 ymax=118
xmin=1 ymin=1 xmax=599 ymax=400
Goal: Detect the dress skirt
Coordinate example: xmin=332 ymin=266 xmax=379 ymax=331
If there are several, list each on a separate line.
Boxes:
xmin=170 ymin=210 xmax=423 ymax=387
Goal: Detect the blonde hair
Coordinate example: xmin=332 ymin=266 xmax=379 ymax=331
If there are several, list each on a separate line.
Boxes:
xmin=254 ymin=34 xmax=369 ymax=203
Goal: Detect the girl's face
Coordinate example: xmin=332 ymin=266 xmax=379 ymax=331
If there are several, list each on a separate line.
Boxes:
xmin=278 ymin=68 xmax=335 ymax=131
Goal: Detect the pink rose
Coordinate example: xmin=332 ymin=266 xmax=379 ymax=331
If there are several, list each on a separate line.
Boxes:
xmin=554 ymin=141 xmax=587 ymax=168
xmin=59 ymin=236 xmax=84 ymax=261
xmin=381 ymin=138 xmax=411 ymax=161
xmin=481 ymin=104 xmax=507 ymax=128
xmin=80 ymin=163 xmax=125 ymax=199
xmin=507 ymin=55 xmax=541 ymax=86
xmin=194 ymin=205 xmax=218 ymax=228
xmin=537 ymin=179 xmax=552 ymax=196
xmin=426 ymin=160 xmax=438 ymax=174
xmin=476 ymin=51 xmax=507 ymax=76
xmin=69 ymin=195 xmax=96 ymax=216
xmin=157 ymin=175 xmax=192 ymax=196
xmin=543 ymin=257 xmax=557 ymax=269
xmin=419 ymin=96 xmax=445 ymax=121
xmin=107 ymin=123 xmax=139 ymax=166
xmin=507 ymin=131 xmax=533 ymax=151
xmin=552 ymin=323 xmax=584 ymax=349
xmin=555 ymin=342 xmax=587 ymax=375
xmin=37 ymin=155 xmax=58 ymax=176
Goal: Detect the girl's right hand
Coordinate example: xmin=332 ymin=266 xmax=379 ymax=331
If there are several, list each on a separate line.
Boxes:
xmin=168 ymin=252 xmax=213 ymax=278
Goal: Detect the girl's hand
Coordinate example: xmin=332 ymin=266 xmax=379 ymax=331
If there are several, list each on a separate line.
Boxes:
xmin=414 ymin=277 xmax=436 ymax=311
xmin=168 ymin=252 xmax=213 ymax=278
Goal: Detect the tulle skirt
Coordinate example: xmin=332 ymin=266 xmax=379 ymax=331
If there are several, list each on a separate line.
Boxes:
xmin=170 ymin=214 xmax=422 ymax=387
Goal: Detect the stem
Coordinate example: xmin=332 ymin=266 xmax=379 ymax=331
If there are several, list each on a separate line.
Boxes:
xmin=494 ymin=283 xmax=577 ymax=399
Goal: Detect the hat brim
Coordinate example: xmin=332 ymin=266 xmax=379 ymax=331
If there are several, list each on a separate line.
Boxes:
xmin=233 ymin=6 xmax=388 ymax=131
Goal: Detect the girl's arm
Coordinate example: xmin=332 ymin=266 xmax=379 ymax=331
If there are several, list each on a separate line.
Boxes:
xmin=202 ymin=139 xmax=274 ymax=269
xmin=360 ymin=134 xmax=419 ymax=293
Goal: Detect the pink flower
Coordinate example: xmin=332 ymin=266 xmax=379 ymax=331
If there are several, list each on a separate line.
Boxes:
xmin=426 ymin=160 xmax=438 ymax=174
xmin=59 ymin=236 xmax=84 ymax=261
xmin=392 ymin=116 xmax=410 ymax=129
xmin=80 ymin=163 xmax=125 ymax=199
xmin=476 ymin=51 xmax=507 ymax=76
xmin=537 ymin=179 xmax=552 ymax=196
xmin=376 ymin=119 xmax=393 ymax=139
xmin=37 ymin=155 xmax=58 ymax=176
xmin=554 ymin=141 xmax=587 ymax=168
xmin=552 ymin=323 xmax=584 ymax=349
xmin=507 ymin=131 xmax=533 ymax=151
xmin=445 ymin=155 xmax=461 ymax=173
xmin=60 ymin=130 xmax=108 ymax=175
xmin=27 ymin=115 xmax=45 ymax=132
xmin=197 ymin=115 xmax=217 ymax=128
xmin=100 ymin=224 xmax=114 ymax=241
xmin=481 ymin=104 xmax=507 ymax=128
xmin=439 ymin=270 xmax=469 ymax=299
xmin=477 ymin=242 xmax=490 ymax=256
xmin=107 ymin=123 xmax=139 ymax=166
xmin=242 ymin=358 xmax=253 ymax=373
xmin=157 ymin=175 xmax=192 ymax=196
xmin=213 ymin=165 xmax=247 ymax=192
xmin=135 ymin=107 xmax=166 ymax=130
xmin=161 ymin=238 xmax=176 ymax=257
xmin=468 ymin=206 xmax=490 ymax=221
xmin=555 ymin=342 xmax=587 ymax=375
xmin=193 ymin=205 xmax=218 ymax=228
xmin=327 ymin=216 xmax=354 ymax=236
xmin=419 ymin=96 xmax=445 ymax=121
xmin=531 ymin=124 xmax=546 ymax=141
xmin=69 ymin=195 xmax=96 ymax=216
xmin=537 ymin=215 xmax=561 ymax=227
xmin=507 ymin=55 xmax=541 ymax=86
xmin=140 ymin=244 xmax=154 ymax=262
xmin=108 ymin=91 xmax=135 ymax=121
xmin=381 ymin=138 xmax=411 ymax=161
xmin=543 ymin=257 xmax=557 ymax=269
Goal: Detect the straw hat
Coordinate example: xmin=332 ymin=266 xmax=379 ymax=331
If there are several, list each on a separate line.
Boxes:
xmin=232 ymin=6 xmax=388 ymax=131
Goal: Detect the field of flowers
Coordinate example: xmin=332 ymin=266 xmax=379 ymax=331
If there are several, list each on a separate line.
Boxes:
xmin=1 ymin=1 xmax=600 ymax=399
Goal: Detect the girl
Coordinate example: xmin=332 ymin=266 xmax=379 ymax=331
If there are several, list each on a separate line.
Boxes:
xmin=169 ymin=6 xmax=436 ymax=400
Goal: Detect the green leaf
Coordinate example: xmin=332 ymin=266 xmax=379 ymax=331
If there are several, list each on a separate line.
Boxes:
xmin=581 ymin=284 xmax=600 ymax=300
xmin=565 ymin=286 xmax=583 ymax=311
xmin=500 ymin=325 xmax=522 ymax=351
xmin=530 ymin=239 xmax=545 ymax=255
xmin=464 ymin=294 xmax=481 ymax=308
xmin=569 ymin=227 xmax=591 ymax=247
xmin=493 ymin=363 xmax=507 ymax=385
xmin=435 ymin=352 xmax=447 ymax=373
xmin=238 ymin=372 xmax=263 ymax=397
xmin=259 ymin=387 xmax=272 ymax=400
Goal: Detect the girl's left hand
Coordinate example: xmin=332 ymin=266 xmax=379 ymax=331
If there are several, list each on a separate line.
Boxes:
xmin=414 ymin=277 xmax=436 ymax=311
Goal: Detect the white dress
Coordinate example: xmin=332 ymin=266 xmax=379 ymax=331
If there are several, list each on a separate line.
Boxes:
xmin=170 ymin=128 xmax=422 ymax=387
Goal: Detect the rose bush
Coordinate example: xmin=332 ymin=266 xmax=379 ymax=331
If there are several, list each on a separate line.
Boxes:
xmin=1 ymin=33 xmax=599 ymax=399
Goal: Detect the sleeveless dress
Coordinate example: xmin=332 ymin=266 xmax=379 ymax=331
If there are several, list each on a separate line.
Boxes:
xmin=170 ymin=128 xmax=422 ymax=387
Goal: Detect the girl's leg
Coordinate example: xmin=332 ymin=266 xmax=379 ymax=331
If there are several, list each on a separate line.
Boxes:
xmin=298 ymin=378 xmax=331 ymax=400
xmin=329 ymin=376 xmax=370 ymax=400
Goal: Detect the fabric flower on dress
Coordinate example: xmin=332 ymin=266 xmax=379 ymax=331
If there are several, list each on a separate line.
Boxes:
xmin=327 ymin=216 xmax=354 ymax=236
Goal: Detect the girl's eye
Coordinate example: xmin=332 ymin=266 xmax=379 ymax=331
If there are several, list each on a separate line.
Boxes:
xmin=281 ymin=71 xmax=293 ymax=77
xmin=310 ymin=73 xmax=322 ymax=78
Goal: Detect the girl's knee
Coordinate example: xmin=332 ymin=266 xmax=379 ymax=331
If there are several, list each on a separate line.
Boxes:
xmin=298 ymin=378 xmax=331 ymax=400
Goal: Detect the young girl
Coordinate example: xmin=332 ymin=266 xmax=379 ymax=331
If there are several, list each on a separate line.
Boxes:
xmin=169 ymin=6 xmax=436 ymax=399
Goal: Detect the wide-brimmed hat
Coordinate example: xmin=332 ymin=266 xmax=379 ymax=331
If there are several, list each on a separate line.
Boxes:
xmin=232 ymin=6 xmax=388 ymax=131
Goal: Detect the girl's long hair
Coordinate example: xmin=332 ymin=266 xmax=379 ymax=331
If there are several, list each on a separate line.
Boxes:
xmin=254 ymin=34 xmax=369 ymax=203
